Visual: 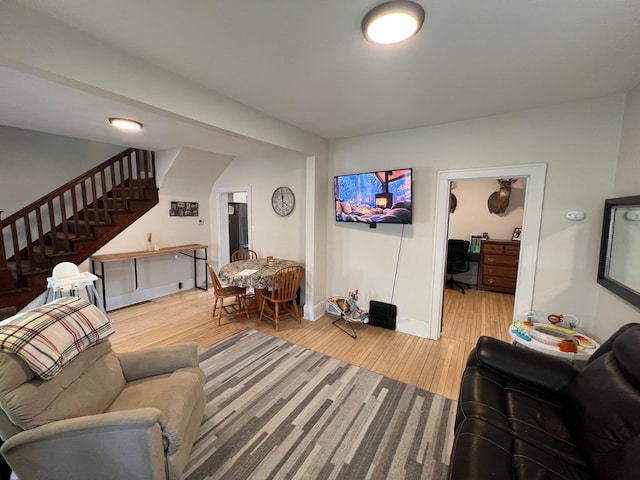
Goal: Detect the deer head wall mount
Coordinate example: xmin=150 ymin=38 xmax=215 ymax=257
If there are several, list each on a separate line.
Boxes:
xmin=488 ymin=178 xmax=517 ymax=214
xmin=449 ymin=182 xmax=457 ymax=214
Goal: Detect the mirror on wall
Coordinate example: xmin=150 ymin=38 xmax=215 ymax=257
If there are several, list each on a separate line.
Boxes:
xmin=597 ymin=195 xmax=640 ymax=309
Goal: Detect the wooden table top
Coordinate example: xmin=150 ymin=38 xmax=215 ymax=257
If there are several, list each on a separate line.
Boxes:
xmin=218 ymin=258 xmax=302 ymax=289
xmin=91 ymin=244 xmax=207 ymax=263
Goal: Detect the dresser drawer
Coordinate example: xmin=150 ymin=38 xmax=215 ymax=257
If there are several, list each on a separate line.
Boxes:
xmin=483 ymin=265 xmax=517 ymax=278
xmin=482 ymin=275 xmax=517 ymax=289
xmin=504 ymin=245 xmax=520 ymax=255
xmin=482 ymin=255 xmax=519 ymax=267
xmin=479 ymin=240 xmax=520 ymax=293
xmin=482 ymin=242 xmax=520 ymax=255
xmin=481 ymin=244 xmax=506 ymax=254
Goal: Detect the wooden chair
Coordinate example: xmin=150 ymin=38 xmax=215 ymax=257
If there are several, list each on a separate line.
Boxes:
xmin=207 ymin=262 xmax=249 ymax=326
xmin=231 ymin=249 xmax=258 ymax=262
xmin=260 ymin=265 xmax=304 ymax=331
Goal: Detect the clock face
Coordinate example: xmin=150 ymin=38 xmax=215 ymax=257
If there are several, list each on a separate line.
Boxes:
xmin=272 ymin=186 xmax=295 ymax=217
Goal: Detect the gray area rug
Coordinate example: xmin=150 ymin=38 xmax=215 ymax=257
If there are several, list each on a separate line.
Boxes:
xmin=183 ymin=328 xmax=456 ymax=480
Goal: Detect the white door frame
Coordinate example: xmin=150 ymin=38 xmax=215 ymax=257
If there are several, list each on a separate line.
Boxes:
xmin=214 ymin=186 xmax=252 ymax=270
xmin=429 ymin=164 xmax=547 ymax=340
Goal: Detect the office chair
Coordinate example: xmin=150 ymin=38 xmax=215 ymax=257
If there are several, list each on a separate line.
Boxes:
xmin=446 ymin=239 xmax=471 ymax=294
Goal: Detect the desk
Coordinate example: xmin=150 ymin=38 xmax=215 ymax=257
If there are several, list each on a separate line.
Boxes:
xmin=218 ymin=258 xmax=302 ymax=311
xmin=90 ymin=244 xmax=208 ymax=311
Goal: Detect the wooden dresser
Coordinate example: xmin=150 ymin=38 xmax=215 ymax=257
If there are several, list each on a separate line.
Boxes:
xmin=479 ymin=239 xmax=520 ymax=294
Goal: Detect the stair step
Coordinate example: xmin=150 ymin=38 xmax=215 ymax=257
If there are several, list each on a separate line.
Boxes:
xmin=7 ymin=261 xmax=50 ymax=278
xmin=102 ymin=198 xmax=131 ymax=208
xmin=38 ymin=245 xmax=70 ymax=255
xmin=0 ymin=306 xmax=17 ymax=320
xmin=51 ymin=231 xmax=95 ymax=240
xmin=0 ymin=287 xmax=30 ymax=298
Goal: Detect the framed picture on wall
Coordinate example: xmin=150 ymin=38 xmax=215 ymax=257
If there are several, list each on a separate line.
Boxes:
xmin=170 ymin=201 xmax=198 ymax=217
xmin=512 ymin=227 xmax=522 ymax=241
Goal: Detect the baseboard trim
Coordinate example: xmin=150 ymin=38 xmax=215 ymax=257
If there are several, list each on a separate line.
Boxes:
xmin=396 ymin=316 xmax=431 ymax=339
xmin=303 ymin=300 xmax=326 ymax=321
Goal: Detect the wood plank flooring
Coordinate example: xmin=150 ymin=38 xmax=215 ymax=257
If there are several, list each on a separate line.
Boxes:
xmin=108 ymin=286 xmax=513 ymax=400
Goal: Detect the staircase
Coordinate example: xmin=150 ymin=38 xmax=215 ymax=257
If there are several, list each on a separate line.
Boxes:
xmin=0 ymin=148 xmax=159 ymax=312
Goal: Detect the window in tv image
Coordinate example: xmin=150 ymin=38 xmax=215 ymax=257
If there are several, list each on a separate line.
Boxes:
xmin=334 ymin=169 xmax=412 ymax=224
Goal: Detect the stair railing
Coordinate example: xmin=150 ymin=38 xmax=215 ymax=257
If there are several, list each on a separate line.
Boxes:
xmin=1 ymin=148 xmax=155 ymax=280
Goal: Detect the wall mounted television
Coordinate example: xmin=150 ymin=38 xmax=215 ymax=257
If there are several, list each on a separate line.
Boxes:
xmin=334 ymin=168 xmax=412 ymax=225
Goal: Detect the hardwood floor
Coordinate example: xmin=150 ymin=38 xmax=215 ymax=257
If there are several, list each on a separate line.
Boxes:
xmin=108 ymin=286 xmax=514 ymax=400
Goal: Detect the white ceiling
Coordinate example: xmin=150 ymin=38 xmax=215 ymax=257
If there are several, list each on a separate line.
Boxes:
xmin=4 ymin=0 xmax=640 ymax=147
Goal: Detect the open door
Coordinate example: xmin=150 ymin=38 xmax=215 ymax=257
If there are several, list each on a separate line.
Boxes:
xmin=216 ymin=187 xmax=252 ymax=270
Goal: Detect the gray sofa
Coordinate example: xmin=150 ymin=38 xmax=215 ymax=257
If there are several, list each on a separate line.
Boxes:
xmin=0 ymin=339 xmax=205 ymax=480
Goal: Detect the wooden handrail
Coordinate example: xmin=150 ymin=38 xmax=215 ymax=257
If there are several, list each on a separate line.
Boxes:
xmin=1 ymin=148 xmax=155 ymax=277
xmin=2 ymin=148 xmax=135 ymax=226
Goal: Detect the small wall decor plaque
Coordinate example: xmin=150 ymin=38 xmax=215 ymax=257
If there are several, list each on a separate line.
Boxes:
xmin=512 ymin=227 xmax=522 ymax=241
xmin=170 ymin=201 xmax=199 ymax=217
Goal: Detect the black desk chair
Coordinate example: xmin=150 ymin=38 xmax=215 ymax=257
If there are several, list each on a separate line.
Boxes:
xmin=446 ymin=239 xmax=471 ymax=294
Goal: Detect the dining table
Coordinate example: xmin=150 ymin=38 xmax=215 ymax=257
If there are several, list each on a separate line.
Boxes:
xmin=218 ymin=257 xmax=302 ymax=311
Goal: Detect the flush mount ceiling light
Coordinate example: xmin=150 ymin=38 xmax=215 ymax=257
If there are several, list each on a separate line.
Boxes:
xmin=362 ymin=1 xmax=425 ymax=45
xmin=108 ymin=117 xmax=143 ymax=130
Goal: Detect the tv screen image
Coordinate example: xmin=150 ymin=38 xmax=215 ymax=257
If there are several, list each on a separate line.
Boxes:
xmin=334 ymin=168 xmax=412 ymax=224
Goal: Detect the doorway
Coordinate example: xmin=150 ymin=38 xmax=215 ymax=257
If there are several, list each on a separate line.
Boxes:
xmin=228 ymin=200 xmax=249 ymax=257
xmin=215 ymin=186 xmax=252 ymax=270
xmin=442 ymin=178 xmax=526 ymax=341
xmin=429 ymin=164 xmax=547 ymax=340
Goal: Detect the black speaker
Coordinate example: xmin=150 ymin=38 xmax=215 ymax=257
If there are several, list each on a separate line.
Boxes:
xmin=369 ymin=301 xmax=396 ymax=330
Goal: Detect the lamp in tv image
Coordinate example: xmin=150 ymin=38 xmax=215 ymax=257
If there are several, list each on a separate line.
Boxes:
xmin=334 ymin=168 xmax=412 ymax=224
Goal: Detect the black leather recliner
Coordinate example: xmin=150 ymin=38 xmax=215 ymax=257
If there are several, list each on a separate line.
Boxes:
xmin=449 ymin=323 xmax=640 ymax=479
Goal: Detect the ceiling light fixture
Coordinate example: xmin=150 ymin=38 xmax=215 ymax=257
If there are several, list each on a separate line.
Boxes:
xmin=108 ymin=117 xmax=143 ymax=130
xmin=362 ymin=1 xmax=425 ymax=45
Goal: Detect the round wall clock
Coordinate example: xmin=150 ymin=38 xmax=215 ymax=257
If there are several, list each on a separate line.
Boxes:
xmin=271 ymin=186 xmax=295 ymax=217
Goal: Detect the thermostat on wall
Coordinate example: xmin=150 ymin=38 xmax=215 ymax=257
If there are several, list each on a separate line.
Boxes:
xmin=566 ymin=210 xmax=586 ymax=221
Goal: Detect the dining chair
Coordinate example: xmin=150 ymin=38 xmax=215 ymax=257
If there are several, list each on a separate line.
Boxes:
xmin=231 ymin=249 xmax=258 ymax=262
xmin=207 ymin=262 xmax=250 ymax=326
xmin=260 ymin=265 xmax=304 ymax=331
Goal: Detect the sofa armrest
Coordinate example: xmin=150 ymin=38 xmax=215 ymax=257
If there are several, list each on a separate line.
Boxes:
xmin=117 ymin=342 xmax=199 ymax=382
xmin=0 ymin=408 xmax=167 ymax=480
xmin=474 ymin=336 xmax=579 ymax=392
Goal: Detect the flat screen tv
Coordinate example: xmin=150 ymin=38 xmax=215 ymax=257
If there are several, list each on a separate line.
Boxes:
xmin=334 ymin=168 xmax=412 ymax=224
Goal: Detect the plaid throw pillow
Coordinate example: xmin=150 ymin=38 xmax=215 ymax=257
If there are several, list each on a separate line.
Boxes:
xmin=0 ymin=297 xmax=114 ymax=380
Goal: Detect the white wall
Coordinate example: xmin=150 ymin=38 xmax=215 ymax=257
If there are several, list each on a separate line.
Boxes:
xmin=0 ymin=125 xmax=124 ymax=216
xmin=88 ymin=183 xmax=212 ymax=310
xmin=211 ymin=150 xmax=307 ymax=266
xmin=328 ymin=95 xmax=625 ymax=338
xmin=593 ymin=83 xmax=640 ymax=341
xmin=449 ymin=178 xmax=525 ymax=241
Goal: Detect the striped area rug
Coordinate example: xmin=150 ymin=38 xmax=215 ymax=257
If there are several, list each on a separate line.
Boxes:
xmin=183 ymin=328 xmax=456 ymax=480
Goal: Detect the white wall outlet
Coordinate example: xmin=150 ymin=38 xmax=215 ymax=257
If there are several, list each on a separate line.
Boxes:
xmin=566 ymin=210 xmax=586 ymax=221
